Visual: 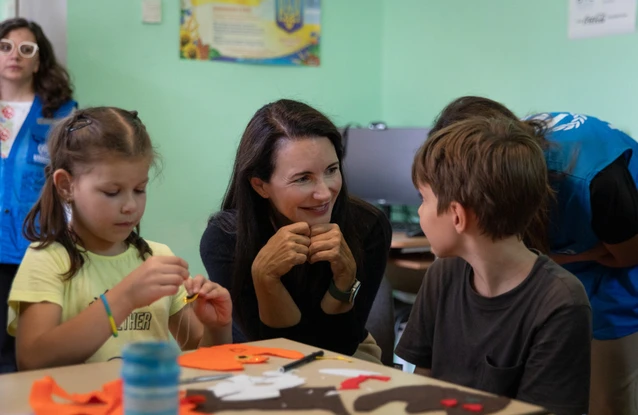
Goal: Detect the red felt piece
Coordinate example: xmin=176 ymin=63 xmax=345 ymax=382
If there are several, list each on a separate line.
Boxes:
xmin=440 ymin=398 xmax=458 ymax=407
xmin=463 ymin=403 xmax=484 ymax=412
xmin=339 ymin=375 xmax=391 ymax=390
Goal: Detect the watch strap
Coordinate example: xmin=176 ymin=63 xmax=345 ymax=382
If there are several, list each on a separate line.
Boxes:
xmin=328 ymin=278 xmax=361 ymax=303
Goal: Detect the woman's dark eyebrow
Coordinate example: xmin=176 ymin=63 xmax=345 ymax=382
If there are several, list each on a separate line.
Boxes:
xmin=290 ymin=162 xmax=339 ymax=178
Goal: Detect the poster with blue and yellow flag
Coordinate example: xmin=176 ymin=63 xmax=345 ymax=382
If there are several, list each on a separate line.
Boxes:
xmin=180 ymin=0 xmax=320 ymax=66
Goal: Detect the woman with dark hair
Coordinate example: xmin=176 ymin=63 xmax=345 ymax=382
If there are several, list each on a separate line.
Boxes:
xmin=430 ymin=96 xmax=638 ymax=415
xmin=200 ymin=99 xmax=391 ymax=359
xmin=0 ymin=18 xmax=76 ymax=373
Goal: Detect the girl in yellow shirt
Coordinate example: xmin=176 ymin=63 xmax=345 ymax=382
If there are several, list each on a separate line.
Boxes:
xmin=8 ymin=107 xmax=232 ymax=370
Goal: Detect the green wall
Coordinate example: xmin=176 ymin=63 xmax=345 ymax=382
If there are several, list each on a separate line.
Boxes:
xmin=66 ymin=0 xmax=638 ymax=274
xmin=67 ymin=0 xmax=383 ymax=275
xmin=382 ymin=0 xmax=638 ymax=134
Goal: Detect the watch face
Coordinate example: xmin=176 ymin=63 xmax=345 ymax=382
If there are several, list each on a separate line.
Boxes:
xmin=349 ymin=280 xmax=361 ymax=303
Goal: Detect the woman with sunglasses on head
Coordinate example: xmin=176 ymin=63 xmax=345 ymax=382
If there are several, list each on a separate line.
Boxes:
xmin=0 ymin=18 xmax=76 ymax=373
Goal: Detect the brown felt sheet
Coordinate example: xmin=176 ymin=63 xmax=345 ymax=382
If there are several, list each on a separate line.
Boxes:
xmin=354 ymin=385 xmax=512 ymax=414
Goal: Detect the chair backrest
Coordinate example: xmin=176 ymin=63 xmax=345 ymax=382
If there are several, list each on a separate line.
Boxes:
xmin=365 ymin=275 xmax=396 ymax=366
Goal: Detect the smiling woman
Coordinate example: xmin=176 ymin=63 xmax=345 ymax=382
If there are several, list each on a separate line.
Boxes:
xmin=200 ymin=99 xmax=392 ymax=358
xmin=249 ymin=137 xmax=341 ymax=226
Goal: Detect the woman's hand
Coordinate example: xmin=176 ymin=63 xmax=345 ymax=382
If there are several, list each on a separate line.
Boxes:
xmin=250 ymin=222 xmax=310 ymax=328
xmin=185 ymin=275 xmax=232 ymax=328
xmin=251 ymin=222 xmax=311 ymax=283
xmin=550 ymin=243 xmax=609 ymax=265
xmin=309 ymin=224 xmax=357 ymax=291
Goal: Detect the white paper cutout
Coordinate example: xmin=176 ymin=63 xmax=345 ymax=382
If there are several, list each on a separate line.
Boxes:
xmin=262 ymin=370 xmax=286 ymax=377
xmin=209 ymin=373 xmax=306 ymax=401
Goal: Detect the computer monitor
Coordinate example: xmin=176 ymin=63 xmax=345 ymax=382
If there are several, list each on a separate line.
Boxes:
xmin=341 ymin=127 xmax=430 ymax=208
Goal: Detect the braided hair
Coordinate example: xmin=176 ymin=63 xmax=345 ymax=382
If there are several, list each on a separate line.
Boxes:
xmin=23 ymin=107 xmax=157 ymax=279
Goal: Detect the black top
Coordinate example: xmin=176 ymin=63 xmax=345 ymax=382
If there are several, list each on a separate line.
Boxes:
xmin=395 ymin=255 xmax=592 ymax=415
xmin=200 ymin=200 xmax=392 ymax=355
xmin=590 ymin=156 xmax=638 ymax=244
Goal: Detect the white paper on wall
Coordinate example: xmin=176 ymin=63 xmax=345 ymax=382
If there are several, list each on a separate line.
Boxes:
xmin=569 ymin=0 xmax=637 ymax=39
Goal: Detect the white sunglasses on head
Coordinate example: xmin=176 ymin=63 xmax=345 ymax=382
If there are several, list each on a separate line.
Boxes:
xmin=0 ymin=38 xmax=38 ymax=58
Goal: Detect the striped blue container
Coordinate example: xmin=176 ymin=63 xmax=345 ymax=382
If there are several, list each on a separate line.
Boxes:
xmin=121 ymin=341 xmax=180 ymax=415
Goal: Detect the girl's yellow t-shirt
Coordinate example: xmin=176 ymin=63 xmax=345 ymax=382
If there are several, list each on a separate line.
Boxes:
xmin=8 ymin=241 xmax=187 ymax=363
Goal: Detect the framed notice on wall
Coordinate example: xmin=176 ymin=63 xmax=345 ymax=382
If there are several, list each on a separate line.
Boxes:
xmin=569 ymin=0 xmax=637 ymax=39
xmin=180 ymin=0 xmax=321 ymax=66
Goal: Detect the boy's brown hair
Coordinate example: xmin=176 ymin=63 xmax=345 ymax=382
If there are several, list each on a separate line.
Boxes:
xmin=412 ymin=116 xmax=553 ymax=242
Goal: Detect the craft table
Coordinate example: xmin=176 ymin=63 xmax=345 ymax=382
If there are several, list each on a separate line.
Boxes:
xmin=0 ymin=338 xmax=548 ymax=415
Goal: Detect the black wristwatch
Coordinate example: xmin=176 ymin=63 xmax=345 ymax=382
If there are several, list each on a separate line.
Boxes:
xmin=328 ymin=278 xmax=361 ymax=304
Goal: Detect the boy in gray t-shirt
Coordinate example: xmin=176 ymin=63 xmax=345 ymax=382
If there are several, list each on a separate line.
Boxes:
xmin=395 ymin=117 xmax=591 ymax=415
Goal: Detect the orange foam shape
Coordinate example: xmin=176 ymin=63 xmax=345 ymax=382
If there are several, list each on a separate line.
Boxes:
xmin=178 ymin=344 xmax=305 ymax=371
xmin=29 ymin=376 xmax=203 ymax=415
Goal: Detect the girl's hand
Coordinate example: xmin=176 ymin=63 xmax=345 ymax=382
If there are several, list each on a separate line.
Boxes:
xmin=121 ymin=256 xmax=189 ymax=310
xmin=185 ymin=275 xmax=232 ymax=328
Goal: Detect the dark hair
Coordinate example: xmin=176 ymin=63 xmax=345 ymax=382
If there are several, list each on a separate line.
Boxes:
xmin=214 ymin=99 xmax=365 ymax=339
xmin=413 ymin=117 xmax=553 ymax=244
xmin=428 ymin=96 xmax=555 ymax=253
xmin=0 ymin=18 xmax=73 ymax=118
xmin=24 ymin=107 xmax=157 ymax=279
xmin=430 ymin=96 xmax=549 ymax=148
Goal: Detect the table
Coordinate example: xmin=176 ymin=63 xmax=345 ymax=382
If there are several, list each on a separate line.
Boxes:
xmin=390 ymin=232 xmax=430 ymax=251
xmin=387 ymin=232 xmax=434 ymax=294
xmin=0 ymin=338 xmax=547 ymax=415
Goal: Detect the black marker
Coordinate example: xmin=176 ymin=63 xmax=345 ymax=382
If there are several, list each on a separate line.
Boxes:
xmin=279 ymin=350 xmax=324 ymax=373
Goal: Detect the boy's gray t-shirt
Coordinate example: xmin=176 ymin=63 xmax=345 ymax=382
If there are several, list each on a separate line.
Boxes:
xmin=395 ymin=254 xmax=591 ymax=415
